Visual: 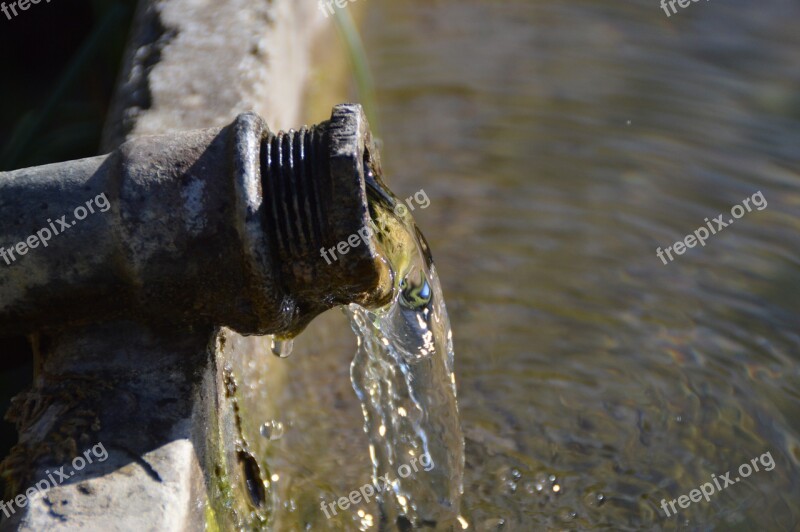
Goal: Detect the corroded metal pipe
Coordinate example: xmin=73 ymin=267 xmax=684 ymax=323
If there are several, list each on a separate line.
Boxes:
xmin=0 ymin=104 xmax=392 ymax=338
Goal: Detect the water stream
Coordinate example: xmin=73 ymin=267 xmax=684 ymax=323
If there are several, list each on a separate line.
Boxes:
xmin=243 ymin=1 xmax=799 ymax=529
xmin=344 ymin=171 xmax=466 ymax=529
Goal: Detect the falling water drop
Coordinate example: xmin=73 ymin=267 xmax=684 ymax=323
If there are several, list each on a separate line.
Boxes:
xmin=260 ymin=420 xmax=285 ymax=440
xmin=270 ymin=337 xmax=294 ymax=358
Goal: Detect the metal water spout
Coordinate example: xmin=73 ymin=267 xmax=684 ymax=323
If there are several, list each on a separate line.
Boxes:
xmin=0 ymin=104 xmax=392 ymax=339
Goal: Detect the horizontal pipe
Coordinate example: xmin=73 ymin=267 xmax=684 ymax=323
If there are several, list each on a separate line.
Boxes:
xmin=0 ymin=105 xmax=392 ymax=338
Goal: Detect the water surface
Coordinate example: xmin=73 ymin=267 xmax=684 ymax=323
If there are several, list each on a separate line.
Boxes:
xmin=243 ymin=0 xmax=799 ymax=530
xmin=361 ymin=0 xmax=800 ymax=529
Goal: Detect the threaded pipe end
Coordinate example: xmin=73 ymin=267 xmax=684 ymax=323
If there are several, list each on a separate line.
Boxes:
xmin=260 ymin=126 xmax=330 ymax=276
xmin=249 ymin=104 xmax=393 ymax=331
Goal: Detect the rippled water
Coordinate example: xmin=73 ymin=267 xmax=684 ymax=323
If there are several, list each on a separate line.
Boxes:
xmin=359 ymin=0 xmax=800 ymax=530
xmin=241 ymin=0 xmax=799 ymax=530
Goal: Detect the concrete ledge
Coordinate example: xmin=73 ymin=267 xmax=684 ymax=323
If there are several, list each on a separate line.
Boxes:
xmin=0 ymin=323 xmax=211 ymax=531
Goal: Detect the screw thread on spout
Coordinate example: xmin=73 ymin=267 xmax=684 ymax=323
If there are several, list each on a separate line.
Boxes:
xmin=254 ymin=105 xmax=392 ymax=317
xmin=260 ymin=125 xmax=331 ymax=277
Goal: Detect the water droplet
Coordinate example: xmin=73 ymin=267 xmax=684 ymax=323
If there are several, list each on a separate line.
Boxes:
xmin=480 ymin=517 xmax=505 ymax=530
xmin=502 ymin=467 xmax=522 ymax=493
xmin=260 ymin=420 xmax=285 ymax=440
xmin=271 ymin=337 xmax=294 ymax=358
xmin=399 ymin=273 xmax=432 ymax=309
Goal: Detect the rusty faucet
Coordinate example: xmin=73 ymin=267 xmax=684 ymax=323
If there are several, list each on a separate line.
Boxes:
xmin=0 ymin=104 xmax=393 ymax=339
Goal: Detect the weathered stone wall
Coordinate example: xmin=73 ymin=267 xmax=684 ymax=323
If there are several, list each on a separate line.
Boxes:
xmin=4 ymin=1 xmax=326 ymax=529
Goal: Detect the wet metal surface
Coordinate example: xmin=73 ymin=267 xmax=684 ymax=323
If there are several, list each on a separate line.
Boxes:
xmin=0 ymin=108 xmax=390 ymax=339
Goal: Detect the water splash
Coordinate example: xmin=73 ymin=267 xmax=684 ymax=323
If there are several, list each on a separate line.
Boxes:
xmin=345 ymin=170 xmax=466 ymax=529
